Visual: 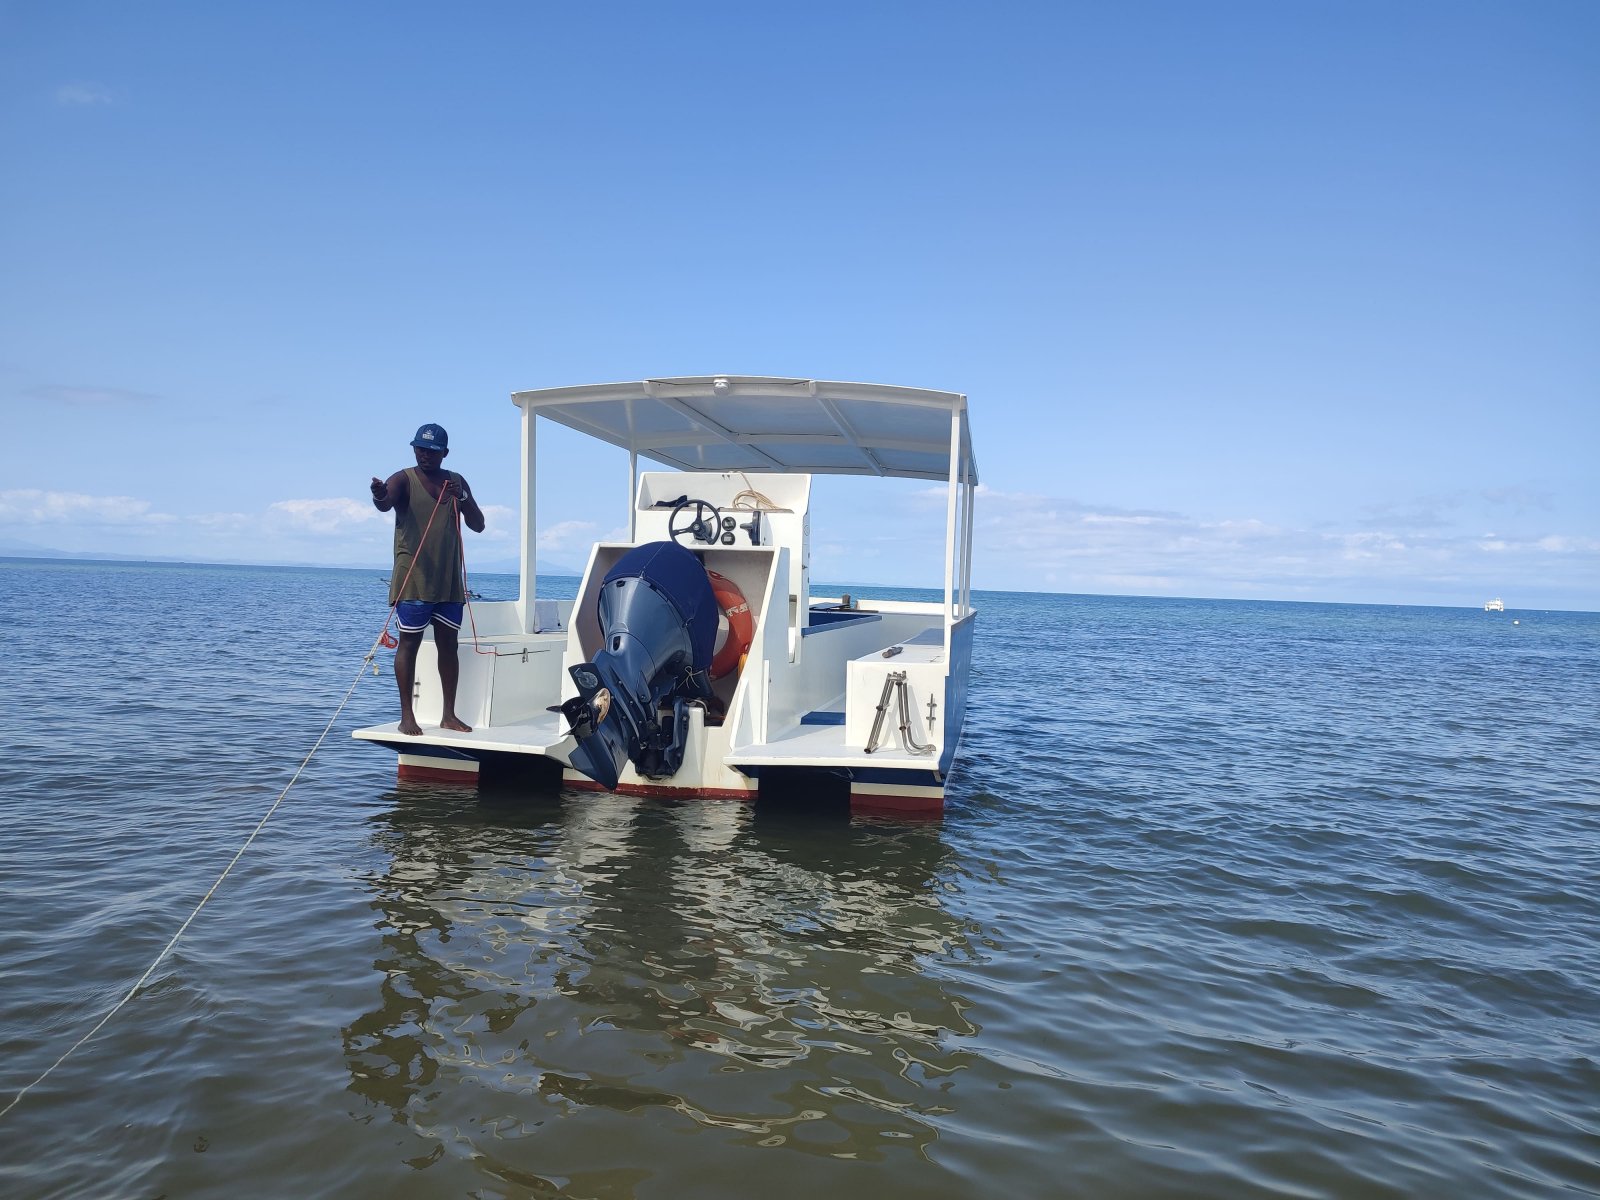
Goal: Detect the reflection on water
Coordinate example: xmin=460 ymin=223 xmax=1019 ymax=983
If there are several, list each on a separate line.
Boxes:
xmin=344 ymin=785 xmax=981 ymax=1183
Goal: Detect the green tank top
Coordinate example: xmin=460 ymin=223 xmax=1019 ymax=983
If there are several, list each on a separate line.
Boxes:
xmin=389 ymin=468 xmax=465 ymax=604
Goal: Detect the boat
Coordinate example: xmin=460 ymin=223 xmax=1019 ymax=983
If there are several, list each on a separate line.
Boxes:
xmin=352 ymin=375 xmax=978 ymax=814
xmin=1485 ymin=598 xmax=1505 ymax=612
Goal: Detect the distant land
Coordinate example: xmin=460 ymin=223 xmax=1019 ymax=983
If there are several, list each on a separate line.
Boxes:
xmin=0 ymin=541 xmax=583 ymax=578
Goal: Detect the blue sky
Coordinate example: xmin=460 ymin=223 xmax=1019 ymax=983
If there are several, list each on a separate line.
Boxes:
xmin=2 ymin=1 xmax=1595 ymax=609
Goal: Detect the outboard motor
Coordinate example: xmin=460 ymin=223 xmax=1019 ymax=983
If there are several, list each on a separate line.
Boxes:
xmin=561 ymin=541 xmax=719 ymax=790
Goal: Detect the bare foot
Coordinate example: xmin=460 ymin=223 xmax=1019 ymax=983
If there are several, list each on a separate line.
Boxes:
xmin=399 ymin=716 xmax=422 ymax=736
xmin=441 ymin=715 xmax=472 ymax=733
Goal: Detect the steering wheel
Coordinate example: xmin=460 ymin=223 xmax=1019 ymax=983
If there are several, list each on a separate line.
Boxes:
xmin=669 ymin=498 xmax=722 ymax=545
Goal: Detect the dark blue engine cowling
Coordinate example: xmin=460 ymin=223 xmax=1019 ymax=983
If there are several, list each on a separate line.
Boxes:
xmin=563 ymin=542 xmax=719 ymax=790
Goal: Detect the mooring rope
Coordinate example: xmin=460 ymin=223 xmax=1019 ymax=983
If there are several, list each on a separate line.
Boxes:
xmin=0 ymin=629 xmax=391 ymax=1123
xmin=1 ymin=470 xmax=481 ymax=1123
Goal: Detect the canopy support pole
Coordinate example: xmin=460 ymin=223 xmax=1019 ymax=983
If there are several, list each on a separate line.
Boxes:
xmin=518 ymin=404 xmax=538 ymax=634
xmin=628 ymin=448 xmax=638 ymax=540
xmin=943 ymin=406 xmax=960 ymax=633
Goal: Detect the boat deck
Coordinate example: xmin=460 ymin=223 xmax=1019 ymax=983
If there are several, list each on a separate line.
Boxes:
xmin=730 ymin=721 xmax=943 ymax=773
xmin=353 ymin=712 xmax=573 ymax=757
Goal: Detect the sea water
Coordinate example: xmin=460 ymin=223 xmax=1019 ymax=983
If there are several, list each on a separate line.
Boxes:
xmin=0 ymin=559 xmax=1596 ymax=1199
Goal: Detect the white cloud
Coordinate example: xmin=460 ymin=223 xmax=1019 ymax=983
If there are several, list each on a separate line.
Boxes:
xmin=54 ymin=82 xmax=114 ymax=106
xmin=538 ymin=519 xmax=598 ymax=551
xmin=477 ymin=504 xmax=518 ymax=543
xmin=267 ymin=497 xmax=385 ymax=533
xmin=0 ymin=488 xmax=174 ymax=526
xmin=948 ymin=487 xmax=1600 ymax=605
xmin=1537 ymin=535 xmax=1600 ymax=553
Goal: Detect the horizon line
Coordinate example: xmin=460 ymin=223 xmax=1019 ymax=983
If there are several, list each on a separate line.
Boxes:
xmin=3 ymin=554 xmax=1593 ymax=615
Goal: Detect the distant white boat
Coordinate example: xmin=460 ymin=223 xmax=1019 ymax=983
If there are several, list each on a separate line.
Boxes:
xmin=1485 ymin=598 xmax=1505 ymax=612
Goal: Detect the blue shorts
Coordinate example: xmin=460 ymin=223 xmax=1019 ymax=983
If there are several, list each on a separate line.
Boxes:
xmin=395 ymin=600 xmax=464 ymax=633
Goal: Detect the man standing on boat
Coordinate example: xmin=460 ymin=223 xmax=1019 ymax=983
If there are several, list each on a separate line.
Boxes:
xmin=370 ymin=423 xmax=486 ymax=736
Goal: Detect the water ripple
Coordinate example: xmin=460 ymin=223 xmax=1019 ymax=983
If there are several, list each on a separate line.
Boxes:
xmin=2 ymin=566 xmax=1598 ymax=1198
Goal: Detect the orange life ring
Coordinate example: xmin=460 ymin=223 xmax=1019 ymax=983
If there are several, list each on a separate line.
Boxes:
xmin=706 ymin=569 xmax=753 ymax=680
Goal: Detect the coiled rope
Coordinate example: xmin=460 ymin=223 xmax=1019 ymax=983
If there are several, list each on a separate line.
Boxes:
xmin=1 ymin=469 xmax=481 ymax=1122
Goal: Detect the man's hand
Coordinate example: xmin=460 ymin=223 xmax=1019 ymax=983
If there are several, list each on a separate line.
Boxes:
xmin=370 ymin=476 xmax=389 ymax=504
xmin=450 ymin=476 xmax=484 ymax=532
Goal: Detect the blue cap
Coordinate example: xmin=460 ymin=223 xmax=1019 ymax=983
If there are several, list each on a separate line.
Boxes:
xmin=410 ymin=423 xmax=448 ymax=451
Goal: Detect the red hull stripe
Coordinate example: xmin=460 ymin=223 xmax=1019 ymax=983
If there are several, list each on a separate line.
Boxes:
xmin=849 ymin=792 xmax=945 ymax=814
xmin=398 ymin=762 xmax=481 ymax=785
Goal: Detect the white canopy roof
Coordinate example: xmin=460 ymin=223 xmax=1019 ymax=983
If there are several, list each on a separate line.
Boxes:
xmin=511 ymin=375 xmax=977 ymax=484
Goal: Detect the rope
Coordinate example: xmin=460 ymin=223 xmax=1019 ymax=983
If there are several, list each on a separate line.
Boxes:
xmin=457 ymin=500 xmax=496 ymax=657
xmin=0 ymin=631 xmax=389 ymax=1123
xmin=729 ymin=473 xmax=791 ymax=513
xmin=2 ymin=468 xmax=482 ymax=1122
xmin=378 ymin=471 xmax=455 ymax=648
